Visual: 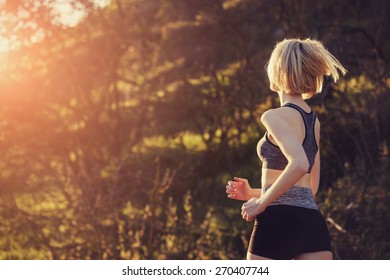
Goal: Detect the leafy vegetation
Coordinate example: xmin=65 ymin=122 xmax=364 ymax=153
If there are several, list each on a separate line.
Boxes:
xmin=0 ymin=0 xmax=389 ymax=259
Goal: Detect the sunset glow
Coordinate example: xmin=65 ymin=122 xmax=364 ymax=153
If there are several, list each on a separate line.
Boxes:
xmin=0 ymin=37 xmax=9 ymax=53
xmin=0 ymin=0 xmax=388 ymax=262
xmin=0 ymin=0 xmax=111 ymax=52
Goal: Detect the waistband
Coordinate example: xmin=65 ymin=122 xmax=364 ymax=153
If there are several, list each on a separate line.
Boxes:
xmin=262 ymin=185 xmax=318 ymax=210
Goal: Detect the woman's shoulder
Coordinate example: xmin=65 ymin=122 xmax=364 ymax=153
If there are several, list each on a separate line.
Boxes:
xmin=260 ymin=107 xmax=297 ymax=125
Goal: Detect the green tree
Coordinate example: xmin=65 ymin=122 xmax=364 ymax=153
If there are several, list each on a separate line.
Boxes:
xmin=0 ymin=0 xmax=389 ymax=259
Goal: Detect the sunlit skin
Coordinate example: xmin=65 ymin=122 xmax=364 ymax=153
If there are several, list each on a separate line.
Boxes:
xmin=225 ymin=91 xmax=317 ymax=200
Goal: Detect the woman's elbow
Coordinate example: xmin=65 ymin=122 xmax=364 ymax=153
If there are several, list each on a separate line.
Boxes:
xmin=291 ymin=158 xmax=310 ymax=174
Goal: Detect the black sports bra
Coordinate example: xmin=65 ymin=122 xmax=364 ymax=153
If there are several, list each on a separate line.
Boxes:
xmin=257 ymin=103 xmax=318 ymax=173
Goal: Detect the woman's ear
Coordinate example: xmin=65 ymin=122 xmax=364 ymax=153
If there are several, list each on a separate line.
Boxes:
xmin=270 ymin=82 xmax=279 ymax=92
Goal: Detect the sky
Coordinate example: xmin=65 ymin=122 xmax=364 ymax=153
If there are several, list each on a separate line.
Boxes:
xmin=0 ymin=0 xmax=111 ymax=53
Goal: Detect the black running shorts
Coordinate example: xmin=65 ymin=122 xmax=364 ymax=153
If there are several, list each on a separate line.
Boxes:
xmin=248 ymin=205 xmax=332 ymax=259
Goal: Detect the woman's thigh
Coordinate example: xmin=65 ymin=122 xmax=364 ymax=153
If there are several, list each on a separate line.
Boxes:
xmin=294 ymin=251 xmax=333 ymax=260
xmin=247 ymin=251 xmax=273 ymax=260
xmin=248 ymin=250 xmax=332 ymax=260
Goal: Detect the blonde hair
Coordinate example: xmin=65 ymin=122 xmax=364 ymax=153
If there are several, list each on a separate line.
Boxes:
xmin=266 ymin=38 xmax=347 ymax=99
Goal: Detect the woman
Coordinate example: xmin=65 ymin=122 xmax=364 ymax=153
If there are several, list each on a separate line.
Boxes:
xmin=226 ymin=38 xmax=346 ymax=260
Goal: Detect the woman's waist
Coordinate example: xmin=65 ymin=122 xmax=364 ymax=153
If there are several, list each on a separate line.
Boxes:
xmin=261 ymin=185 xmax=317 ymax=210
xmin=261 ymin=168 xmax=311 ymax=189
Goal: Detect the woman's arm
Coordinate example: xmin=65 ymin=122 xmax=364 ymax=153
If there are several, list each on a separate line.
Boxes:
xmin=241 ymin=109 xmax=309 ymax=220
xmin=310 ymin=118 xmax=321 ymax=196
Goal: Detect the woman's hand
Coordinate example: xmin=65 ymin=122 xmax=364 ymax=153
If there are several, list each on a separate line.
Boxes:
xmin=225 ymin=177 xmax=252 ymax=201
xmin=241 ymin=197 xmax=266 ymax=222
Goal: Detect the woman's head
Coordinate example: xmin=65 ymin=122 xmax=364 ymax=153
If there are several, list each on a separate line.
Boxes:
xmin=266 ymin=38 xmax=347 ymax=99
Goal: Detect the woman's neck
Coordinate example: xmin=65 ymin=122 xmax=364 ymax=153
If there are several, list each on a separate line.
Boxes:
xmin=277 ymin=91 xmax=305 ymax=107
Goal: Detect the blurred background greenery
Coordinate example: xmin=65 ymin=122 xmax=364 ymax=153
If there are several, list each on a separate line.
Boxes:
xmin=0 ymin=0 xmax=389 ymax=259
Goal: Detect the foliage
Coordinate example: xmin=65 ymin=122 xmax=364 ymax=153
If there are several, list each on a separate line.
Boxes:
xmin=0 ymin=0 xmax=389 ymax=259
